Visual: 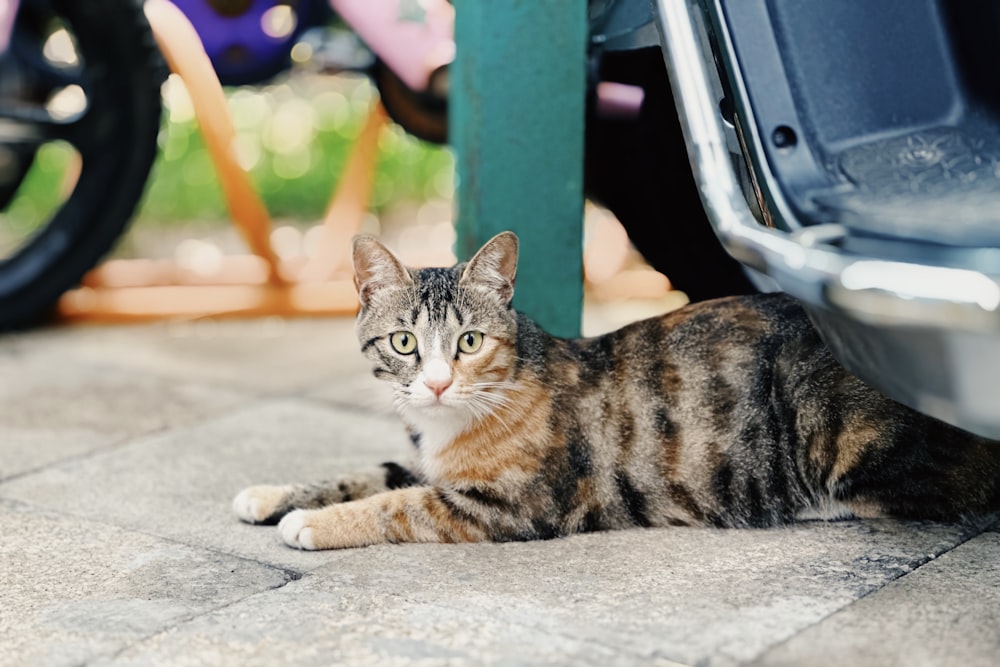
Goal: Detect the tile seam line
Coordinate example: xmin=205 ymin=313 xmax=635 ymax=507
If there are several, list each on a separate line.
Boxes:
xmin=87 ymin=592 xmax=651 ymax=667
xmin=0 ymin=495 xmax=311 ymax=581
xmin=83 ymin=567 xmax=305 ymax=666
xmin=0 ymin=431 xmax=157 ymax=486
xmin=0 ymin=393 xmax=333 ymax=487
xmin=0 ymin=396 xmax=280 ymax=486
xmin=742 ymin=520 xmax=994 ymax=665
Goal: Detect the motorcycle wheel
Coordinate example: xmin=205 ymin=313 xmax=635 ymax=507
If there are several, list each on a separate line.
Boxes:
xmin=0 ymin=0 xmax=164 ymax=329
xmin=372 ymin=59 xmax=448 ymax=145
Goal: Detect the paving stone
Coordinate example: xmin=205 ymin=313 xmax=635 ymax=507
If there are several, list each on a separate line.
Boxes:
xmin=2 ymin=316 xmax=368 ymax=395
xmin=0 ymin=344 xmax=248 ymax=481
xmin=87 ymin=519 xmax=977 ymax=667
xmin=306 ymin=369 xmax=397 ymax=415
xmin=0 ymin=499 xmax=291 ymax=666
xmin=753 ymin=530 xmax=1000 ymax=667
xmin=0 ymin=399 xmax=412 ymax=571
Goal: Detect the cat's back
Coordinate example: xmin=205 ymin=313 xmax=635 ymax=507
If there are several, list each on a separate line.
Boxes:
xmin=587 ymin=291 xmax=824 ymax=398
xmin=646 ymin=291 xmax=815 ymax=354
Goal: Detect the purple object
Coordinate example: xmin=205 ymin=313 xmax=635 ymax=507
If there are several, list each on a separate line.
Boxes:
xmin=169 ymin=0 xmax=317 ymax=85
xmin=170 ymin=0 xmax=454 ymax=94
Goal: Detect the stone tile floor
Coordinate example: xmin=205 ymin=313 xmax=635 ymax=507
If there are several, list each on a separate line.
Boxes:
xmin=1 ymin=308 xmax=998 ymax=666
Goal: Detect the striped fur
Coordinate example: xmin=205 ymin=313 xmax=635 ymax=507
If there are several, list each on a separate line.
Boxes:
xmin=234 ymin=232 xmax=1000 ymax=550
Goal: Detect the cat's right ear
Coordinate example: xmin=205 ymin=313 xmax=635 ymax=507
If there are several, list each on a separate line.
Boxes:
xmin=352 ymin=235 xmax=413 ymax=306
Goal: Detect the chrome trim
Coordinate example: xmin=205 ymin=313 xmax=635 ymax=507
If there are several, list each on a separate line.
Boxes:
xmin=651 ymin=0 xmax=1000 ymax=333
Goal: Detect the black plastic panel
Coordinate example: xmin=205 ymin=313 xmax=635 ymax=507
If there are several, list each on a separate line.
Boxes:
xmin=715 ymin=0 xmax=1000 ymax=247
xmin=769 ymin=1 xmax=958 ymax=148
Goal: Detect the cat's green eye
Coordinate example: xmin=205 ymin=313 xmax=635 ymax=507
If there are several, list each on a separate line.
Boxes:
xmin=389 ymin=331 xmax=418 ymax=355
xmin=457 ymin=330 xmax=484 ymax=354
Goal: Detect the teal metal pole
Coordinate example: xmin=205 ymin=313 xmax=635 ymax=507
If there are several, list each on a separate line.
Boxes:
xmin=450 ymin=0 xmax=587 ymax=339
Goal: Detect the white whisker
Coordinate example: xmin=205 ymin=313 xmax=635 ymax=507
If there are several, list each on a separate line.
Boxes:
xmin=392 ymin=385 xmax=414 ymax=411
xmin=454 ymin=382 xmax=523 ymax=437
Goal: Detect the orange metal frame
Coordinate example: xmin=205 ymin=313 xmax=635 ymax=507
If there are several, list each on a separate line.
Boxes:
xmin=57 ymin=0 xmax=380 ymax=322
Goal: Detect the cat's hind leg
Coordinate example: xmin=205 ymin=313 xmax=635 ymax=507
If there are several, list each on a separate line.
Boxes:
xmin=233 ymin=462 xmax=420 ymax=525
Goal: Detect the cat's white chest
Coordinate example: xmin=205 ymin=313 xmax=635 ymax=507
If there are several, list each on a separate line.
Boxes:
xmin=400 ymin=407 xmax=472 ymax=481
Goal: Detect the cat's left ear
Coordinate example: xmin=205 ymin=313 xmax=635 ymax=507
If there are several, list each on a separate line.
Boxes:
xmin=459 ymin=231 xmax=518 ymax=304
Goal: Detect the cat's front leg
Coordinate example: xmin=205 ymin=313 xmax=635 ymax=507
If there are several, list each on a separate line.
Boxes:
xmin=278 ymin=486 xmax=489 ymax=550
xmin=233 ymin=462 xmax=420 ymax=525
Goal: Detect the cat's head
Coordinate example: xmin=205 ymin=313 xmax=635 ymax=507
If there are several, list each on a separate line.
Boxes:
xmin=352 ymin=232 xmax=520 ymax=425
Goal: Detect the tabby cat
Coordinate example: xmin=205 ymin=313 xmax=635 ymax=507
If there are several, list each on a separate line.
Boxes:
xmin=234 ymin=232 xmax=1000 ymax=550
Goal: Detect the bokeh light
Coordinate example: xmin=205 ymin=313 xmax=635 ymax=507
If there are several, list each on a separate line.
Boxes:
xmin=42 ymin=27 xmax=78 ymax=66
xmin=260 ymin=4 xmax=297 ymax=40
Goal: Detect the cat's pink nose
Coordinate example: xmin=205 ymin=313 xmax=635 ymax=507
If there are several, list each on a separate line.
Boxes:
xmin=425 ymin=378 xmax=452 ymax=398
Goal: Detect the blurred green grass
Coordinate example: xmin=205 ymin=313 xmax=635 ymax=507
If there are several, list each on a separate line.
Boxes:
xmin=138 ymin=73 xmax=453 ymax=225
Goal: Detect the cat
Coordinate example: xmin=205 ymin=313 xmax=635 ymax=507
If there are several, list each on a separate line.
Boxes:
xmin=233 ymin=231 xmax=1000 ymax=550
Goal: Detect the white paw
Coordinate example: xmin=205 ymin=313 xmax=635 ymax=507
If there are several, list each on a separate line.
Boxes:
xmin=232 ymin=485 xmax=290 ymax=524
xmin=279 ymin=509 xmax=316 ymax=550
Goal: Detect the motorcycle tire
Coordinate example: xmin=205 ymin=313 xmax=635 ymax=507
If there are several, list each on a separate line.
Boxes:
xmin=0 ymin=0 xmax=164 ymax=329
xmin=373 ymin=58 xmax=448 ymax=145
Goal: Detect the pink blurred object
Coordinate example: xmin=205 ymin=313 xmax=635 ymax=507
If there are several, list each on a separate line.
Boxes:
xmin=0 ymin=0 xmax=20 ymax=54
xmin=330 ymin=0 xmax=454 ymax=92
xmin=596 ymin=81 xmax=645 ymax=119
